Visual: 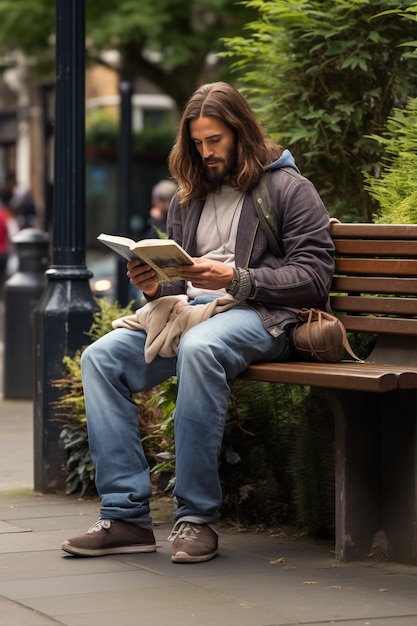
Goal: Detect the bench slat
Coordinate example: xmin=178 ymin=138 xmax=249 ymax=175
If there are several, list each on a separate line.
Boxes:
xmin=330 ymin=222 xmax=417 ymax=239
xmin=399 ymin=371 xmax=417 ymax=389
xmin=336 ymin=258 xmax=417 ymax=276
xmin=332 ymin=276 xmax=417 ymax=295
xmin=239 ymin=362 xmax=399 ymax=392
xmin=335 ymin=315 xmax=417 ymax=335
xmin=335 ymin=239 xmax=417 ymax=256
xmin=331 ymin=295 xmax=417 ymax=316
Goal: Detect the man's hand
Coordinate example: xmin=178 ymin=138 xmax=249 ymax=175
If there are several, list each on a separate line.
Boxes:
xmin=127 ymin=259 xmax=159 ymax=298
xmin=178 ymin=258 xmax=234 ymax=290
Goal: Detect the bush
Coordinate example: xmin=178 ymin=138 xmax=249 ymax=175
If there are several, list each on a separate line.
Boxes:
xmin=220 ymin=381 xmax=336 ymax=537
xmin=364 ymin=97 xmax=417 ymax=223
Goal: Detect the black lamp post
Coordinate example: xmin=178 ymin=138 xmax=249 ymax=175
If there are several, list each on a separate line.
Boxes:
xmin=116 ymin=72 xmax=133 ymax=306
xmin=33 ymin=0 xmax=99 ymax=492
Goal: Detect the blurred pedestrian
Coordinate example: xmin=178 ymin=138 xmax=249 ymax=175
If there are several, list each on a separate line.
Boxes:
xmin=4 ymin=169 xmax=38 ymax=230
xmin=0 ymin=191 xmax=19 ymax=295
xmin=142 ymin=179 xmax=177 ymax=239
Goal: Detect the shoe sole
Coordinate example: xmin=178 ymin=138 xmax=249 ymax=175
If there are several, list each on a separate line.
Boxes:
xmin=171 ymin=549 xmax=217 ymax=564
xmin=61 ymin=542 xmax=158 ymax=557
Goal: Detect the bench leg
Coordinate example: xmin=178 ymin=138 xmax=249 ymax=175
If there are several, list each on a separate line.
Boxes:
xmin=318 ymin=388 xmax=417 ymax=565
xmin=382 ymin=389 xmax=417 ymax=565
xmin=321 ymin=389 xmax=383 ymax=562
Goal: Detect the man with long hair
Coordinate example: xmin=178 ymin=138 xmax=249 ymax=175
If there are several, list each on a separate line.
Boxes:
xmin=62 ymin=82 xmax=334 ymax=564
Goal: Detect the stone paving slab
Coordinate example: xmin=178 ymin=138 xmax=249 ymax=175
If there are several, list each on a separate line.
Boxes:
xmin=0 ymin=597 xmax=59 ymax=626
xmin=1 ymin=400 xmax=417 ymax=625
xmin=0 ymin=492 xmax=417 ymax=626
xmin=0 ymin=400 xmax=33 ymax=492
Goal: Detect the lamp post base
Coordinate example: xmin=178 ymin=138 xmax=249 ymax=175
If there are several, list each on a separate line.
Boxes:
xmin=33 ymin=268 xmax=99 ymax=493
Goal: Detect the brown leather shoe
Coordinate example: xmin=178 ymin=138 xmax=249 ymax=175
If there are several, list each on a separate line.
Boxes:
xmin=62 ymin=519 xmax=157 ymax=557
xmin=169 ymin=521 xmax=218 ymax=563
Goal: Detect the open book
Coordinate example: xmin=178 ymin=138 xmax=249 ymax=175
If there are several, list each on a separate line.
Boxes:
xmin=97 ymin=233 xmax=195 ymax=282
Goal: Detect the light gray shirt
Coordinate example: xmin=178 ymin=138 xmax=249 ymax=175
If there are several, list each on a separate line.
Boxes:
xmin=187 ymin=186 xmax=244 ymax=301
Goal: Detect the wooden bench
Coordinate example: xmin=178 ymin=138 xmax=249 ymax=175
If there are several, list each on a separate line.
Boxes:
xmin=239 ymin=223 xmax=417 ymax=565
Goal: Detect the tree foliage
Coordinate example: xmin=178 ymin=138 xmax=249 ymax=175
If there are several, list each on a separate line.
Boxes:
xmin=0 ymin=0 xmax=252 ymax=107
xmin=363 ymin=97 xmax=417 ymax=225
xmin=362 ymin=4 xmax=417 ymax=224
xmin=223 ymin=0 xmax=417 ymax=221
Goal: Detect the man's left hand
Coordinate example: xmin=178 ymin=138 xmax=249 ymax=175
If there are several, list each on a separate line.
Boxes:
xmin=178 ymin=258 xmax=234 ymax=290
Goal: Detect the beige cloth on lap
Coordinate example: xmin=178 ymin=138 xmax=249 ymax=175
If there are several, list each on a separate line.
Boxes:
xmin=112 ymin=295 xmax=238 ymax=363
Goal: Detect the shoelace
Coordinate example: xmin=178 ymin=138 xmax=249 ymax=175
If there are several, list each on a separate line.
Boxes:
xmin=168 ymin=521 xmax=218 ymax=542
xmin=86 ymin=519 xmax=112 ymax=534
xmin=168 ymin=522 xmax=200 ymax=542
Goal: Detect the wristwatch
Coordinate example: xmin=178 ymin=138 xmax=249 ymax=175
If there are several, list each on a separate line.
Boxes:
xmin=235 ymin=268 xmax=253 ymax=301
xmin=227 ymin=267 xmax=253 ymax=301
xmin=227 ymin=269 xmax=240 ymax=297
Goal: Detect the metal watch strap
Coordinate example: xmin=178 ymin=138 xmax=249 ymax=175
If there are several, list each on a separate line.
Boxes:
xmin=226 ymin=269 xmax=240 ymax=297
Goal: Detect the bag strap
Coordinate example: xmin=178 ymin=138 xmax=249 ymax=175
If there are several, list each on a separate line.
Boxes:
xmin=340 ymin=329 xmax=364 ymax=362
xmin=251 ymin=173 xmax=284 ymax=258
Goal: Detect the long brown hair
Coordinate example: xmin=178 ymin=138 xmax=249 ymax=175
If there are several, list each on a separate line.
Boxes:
xmin=168 ymin=82 xmax=282 ymax=204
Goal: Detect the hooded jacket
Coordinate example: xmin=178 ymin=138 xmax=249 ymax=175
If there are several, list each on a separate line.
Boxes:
xmin=162 ymin=150 xmax=335 ymax=337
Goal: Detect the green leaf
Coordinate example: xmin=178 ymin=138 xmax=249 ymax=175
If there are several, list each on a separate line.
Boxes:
xmin=222 ymin=0 xmax=417 ymax=220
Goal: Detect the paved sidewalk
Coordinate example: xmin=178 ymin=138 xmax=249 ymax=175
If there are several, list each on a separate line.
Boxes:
xmin=1 ymin=399 xmax=417 ymax=626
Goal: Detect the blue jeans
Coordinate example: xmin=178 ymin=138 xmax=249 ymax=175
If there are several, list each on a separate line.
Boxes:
xmin=80 ymin=300 xmax=293 ymax=527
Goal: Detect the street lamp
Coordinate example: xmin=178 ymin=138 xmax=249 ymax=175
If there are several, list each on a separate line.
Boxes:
xmin=33 ymin=0 xmax=99 ymax=492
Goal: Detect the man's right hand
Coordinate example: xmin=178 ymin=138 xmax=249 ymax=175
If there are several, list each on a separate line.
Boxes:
xmin=127 ymin=259 xmax=159 ymax=298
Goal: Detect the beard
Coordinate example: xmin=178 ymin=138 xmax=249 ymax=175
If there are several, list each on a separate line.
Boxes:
xmin=204 ymin=149 xmax=237 ymax=184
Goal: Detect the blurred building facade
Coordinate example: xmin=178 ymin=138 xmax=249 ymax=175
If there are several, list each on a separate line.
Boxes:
xmin=0 ymin=52 xmax=178 ymax=244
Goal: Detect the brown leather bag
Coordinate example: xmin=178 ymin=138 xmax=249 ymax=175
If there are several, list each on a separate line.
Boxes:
xmin=292 ymin=308 xmax=362 ymax=363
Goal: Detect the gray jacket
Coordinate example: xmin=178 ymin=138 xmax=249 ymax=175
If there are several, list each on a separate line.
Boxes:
xmin=163 ymin=155 xmax=335 ymax=337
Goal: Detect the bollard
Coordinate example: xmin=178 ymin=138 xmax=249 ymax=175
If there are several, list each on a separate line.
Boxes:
xmin=3 ymin=228 xmax=50 ymax=399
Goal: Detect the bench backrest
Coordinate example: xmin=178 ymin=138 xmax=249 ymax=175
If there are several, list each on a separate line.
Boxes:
xmin=329 ymin=223 xmax=417 ymax=336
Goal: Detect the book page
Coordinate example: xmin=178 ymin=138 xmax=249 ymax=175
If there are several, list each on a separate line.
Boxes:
xmin=131 ymin=240 xmax=194 ymax=281
xmin=97 ymin=233 xmax=138 ymax=261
